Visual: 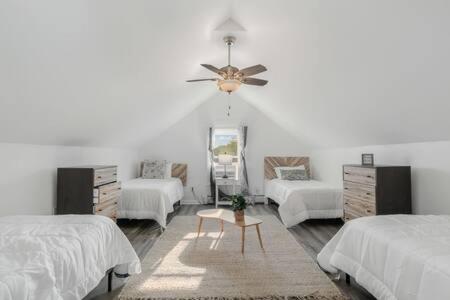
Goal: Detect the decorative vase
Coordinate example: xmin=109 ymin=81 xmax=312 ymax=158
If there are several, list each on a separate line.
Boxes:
xmin=234 ymin=210 xmax=245 ymax=222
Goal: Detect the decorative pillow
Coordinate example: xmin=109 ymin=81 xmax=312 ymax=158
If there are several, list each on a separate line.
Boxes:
xmin=279 ymin=168 xmax=309 ymax=181
xmin=275 ymin=165 xmax=306 ymax=179
xmin=142 ymin=160 xmax=167 ymax=179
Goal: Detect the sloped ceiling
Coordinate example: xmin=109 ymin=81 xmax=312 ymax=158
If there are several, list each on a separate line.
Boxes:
xmin=1 ymin=0 xmax=449 ymax=148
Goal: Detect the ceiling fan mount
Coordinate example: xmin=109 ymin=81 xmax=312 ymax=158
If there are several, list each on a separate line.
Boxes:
xmin=223 ymin=35 xmax=236 ymax=46
xmin=187 ymin=36 xmax=268 ymax=94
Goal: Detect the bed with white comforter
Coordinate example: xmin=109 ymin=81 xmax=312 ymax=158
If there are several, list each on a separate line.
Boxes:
xmin=265 ymin=179 xmax=343 ymax=227
xmin=118 ymin=177 xmax=184 ymax=228
xmin=317 ymin=215 xmax=450 ymax=300
xmin=0 ymin=214 xmax=141 ymax=300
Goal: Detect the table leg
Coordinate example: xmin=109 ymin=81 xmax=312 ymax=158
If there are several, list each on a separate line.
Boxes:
xmin=215 ymin=184 xmax=219 ymax=208
xmin=241 ymin=226 xmax=245 ymax=254
xmin=256 ymin=224 xmax=264 ymax=251
xmin=220 ymin=219 xmax=224 ymax=232
xmin=197 ymin=217 xmax=203 ymax=238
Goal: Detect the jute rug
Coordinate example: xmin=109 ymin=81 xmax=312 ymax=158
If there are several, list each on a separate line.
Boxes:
xmin=119 ymin=214 xmax=345 ymax=300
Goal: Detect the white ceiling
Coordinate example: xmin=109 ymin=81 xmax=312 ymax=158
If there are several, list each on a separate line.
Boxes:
xmin=1 ymin=0 xmax=449 ymax=148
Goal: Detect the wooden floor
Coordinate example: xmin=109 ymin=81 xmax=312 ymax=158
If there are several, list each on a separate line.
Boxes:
xmin=86 ymin=204 xmax=375 ymax=300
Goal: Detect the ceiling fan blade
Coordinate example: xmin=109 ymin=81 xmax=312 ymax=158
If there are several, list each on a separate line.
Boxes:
xmin=238 ymin=64 xmax=267 ymax=77
xmin=186 ymin=78 xmax=218 ymax=82
xmin=242 ymin=78 xmax=268 ymax=86
xmin=201 ymin=64 xmax=223 ymax=75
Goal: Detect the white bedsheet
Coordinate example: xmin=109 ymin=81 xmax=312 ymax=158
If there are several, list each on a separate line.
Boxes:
xmin=317 ymin=215 xmax=450 ymax=300
xmin=118 ymin=177 xmax=184 ymax=227
xmin=265 ymin=179 xmax=343 ymax=227
xmin=0 ymin=214 xmax=141 ymax=300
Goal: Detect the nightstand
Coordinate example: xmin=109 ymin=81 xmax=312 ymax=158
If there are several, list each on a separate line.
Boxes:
xmin=215 ymin=178 xmax=239 ymax=208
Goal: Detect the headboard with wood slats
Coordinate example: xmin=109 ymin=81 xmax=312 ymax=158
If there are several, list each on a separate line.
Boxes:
xmin=140 ymin=162 xmax=188 ymax=186
xmin=264 ymin=156 xmax=310 ymax=180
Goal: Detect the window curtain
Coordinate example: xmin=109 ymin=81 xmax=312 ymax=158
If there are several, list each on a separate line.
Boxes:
xmin=207 ymin=127 xmax=216 ymax=202
xmin=239 ymin=126 xmax=249 ymax=195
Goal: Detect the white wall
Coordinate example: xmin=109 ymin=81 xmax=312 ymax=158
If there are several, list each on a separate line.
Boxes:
xmin=0 ymin=143 xmax=139 ymax=216
xmin=139 ymin=93 xmax=309 ymax=203
xmin=311 ymin=140 xmax=450 ymax=214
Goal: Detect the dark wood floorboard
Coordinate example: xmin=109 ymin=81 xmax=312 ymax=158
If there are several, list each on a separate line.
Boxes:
xmin=86 ymin=204 xmax=375 ymax=300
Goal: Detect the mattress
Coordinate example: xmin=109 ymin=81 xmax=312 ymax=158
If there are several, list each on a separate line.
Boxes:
xmin=265 ymin=179 xmax=343 ymax=227
xmin=118 ymin=177 xmax=184 ymax=227
xmin=317 ymin=215 xmax=450 ymax=300
xmin=0 ymin=214 xmax=141 ymax=300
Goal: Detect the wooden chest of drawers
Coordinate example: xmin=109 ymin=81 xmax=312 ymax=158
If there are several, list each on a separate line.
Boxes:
xmin=57 ymin=165 xmax=120 ymax=222
xmin=342 ymin=165 xmax=411 ymax=222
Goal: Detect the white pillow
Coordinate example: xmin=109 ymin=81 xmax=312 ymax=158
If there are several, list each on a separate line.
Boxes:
xmin=165 ymin=162 xmax=173 ymax=179
xmin=274 ymin=165 xmax=306 ymax=179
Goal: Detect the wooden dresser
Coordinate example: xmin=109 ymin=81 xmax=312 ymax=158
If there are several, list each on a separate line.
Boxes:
xmin=342 ymin=165 xmax=411 ymax=222
xmin=57 ymin=165 xmax=120 ymax=222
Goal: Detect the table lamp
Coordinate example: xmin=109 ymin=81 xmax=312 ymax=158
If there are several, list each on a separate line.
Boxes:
xmin=218 ymin=154 xmax=233 ymax=178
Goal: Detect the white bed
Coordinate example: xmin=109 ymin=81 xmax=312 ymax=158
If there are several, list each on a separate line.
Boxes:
xmin=317 ymin=215 xmax=450 ymax=300
xmin=0 ymin=214 xmax=141 ymax=300
xmin=265 ymin=179 xmax=343 ymax=227
xmin=118 ymin=177 xmax=184 ymax=227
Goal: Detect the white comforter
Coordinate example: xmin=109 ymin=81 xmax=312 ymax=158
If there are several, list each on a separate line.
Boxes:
xmin=0 ymin=214 xmax=141 ymax=300
xmin=265 ymin=179 xmax=343 ymax=227
xmin=118 ymin=177 xmax=184 ymax=227
xmin=317 ymin=215 xmax=450 ymax=300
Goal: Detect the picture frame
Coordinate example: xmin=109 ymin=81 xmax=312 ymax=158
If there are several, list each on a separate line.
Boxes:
xmin=361 ymin=153 xmax=374 ymax=166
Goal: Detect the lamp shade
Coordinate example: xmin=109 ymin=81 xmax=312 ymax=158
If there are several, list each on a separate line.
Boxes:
xmin=217 ymin=79 xmax=241 ymax=93
xmin=218 ymin=154 xmax=233 ymax=165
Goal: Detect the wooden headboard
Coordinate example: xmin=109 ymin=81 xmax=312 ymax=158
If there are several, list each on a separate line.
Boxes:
xmin=264 ymin=156 xmax=310 ymax=180
xmin=140 ymin=162 xmax=188 ymax=186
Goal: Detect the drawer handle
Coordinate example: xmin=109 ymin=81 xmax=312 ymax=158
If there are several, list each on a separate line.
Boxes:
xmin=366 ymin=175 xmax=372 ymax=178
xmin=102 ymin=192 xmax=107 ymax=195
xmin=97 ymin=176 xmax=102 ymax=179
xmin=344 ymin=172 xmax=350 ymax=175
xmin=366 ymin=192 xmax=371 ymax=195
xmin=367 ymin=209 xmax=372 ymax=213
xmin=113 ymin=173 xmax=117 ymax=175
xmin=98 ymin=209 xmax=103 ymax=212
xmin=344 ymin=187 xmax=349 ymax=190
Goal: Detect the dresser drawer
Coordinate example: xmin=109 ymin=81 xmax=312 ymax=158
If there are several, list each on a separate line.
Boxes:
xmin=95 ymin=198 xmax=118 ymax=213
xmin=343 ymin=181 xmax=375 ymax=203
xmin=344 ymin=195 xmax=376 ymax=216
xmin=94 ymin=167 xmax=117 ymax=186
xmin=95 ymin=200 xmax=117 ymax=220
xmin=343 ymin=210 xmax=360 ymax=222
xmin=95 ymin=181 xmax=121 ymax=203
xmin=343 ymin=166 xmax=376 ymax=185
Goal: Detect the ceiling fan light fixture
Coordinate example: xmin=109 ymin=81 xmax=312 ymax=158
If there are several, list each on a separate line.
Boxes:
xmin=217 ymin=79 xmax=241 ymax=94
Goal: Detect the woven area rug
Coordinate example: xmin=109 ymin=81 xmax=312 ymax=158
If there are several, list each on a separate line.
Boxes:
xmin=119 ymin=214 xmax=345 ymax=300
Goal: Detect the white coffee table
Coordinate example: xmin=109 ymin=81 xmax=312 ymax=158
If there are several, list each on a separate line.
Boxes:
xmin=196 ymin=208 xmax=264 ymax=254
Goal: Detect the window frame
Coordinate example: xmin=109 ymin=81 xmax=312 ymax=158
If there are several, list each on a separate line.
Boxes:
xmin=212 ymin=127 xmax=240 ymax=179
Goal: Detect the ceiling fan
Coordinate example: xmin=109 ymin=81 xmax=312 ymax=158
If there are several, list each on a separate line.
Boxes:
xmin=187 ymin=36 xmax=268 ymax=94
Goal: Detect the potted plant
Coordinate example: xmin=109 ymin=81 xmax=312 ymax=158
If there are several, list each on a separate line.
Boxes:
xmin=231 ymin=194 xmax=247 ymax=222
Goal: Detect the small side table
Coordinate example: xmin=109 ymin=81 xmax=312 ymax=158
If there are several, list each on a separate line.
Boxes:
xmin=196 ymin=209 xmax=264 ymax=254
xmin=215 ymin=178 xmax=239 ymax=208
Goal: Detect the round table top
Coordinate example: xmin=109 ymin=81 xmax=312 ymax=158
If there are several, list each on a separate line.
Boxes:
xmin=196 ymin=208 xmax=262 ymax=227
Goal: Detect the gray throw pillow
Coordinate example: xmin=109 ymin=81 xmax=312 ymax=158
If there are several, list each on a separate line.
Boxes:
xmin=279 ymin=169 xmax=309 ymax=181
xmin=142 ymin=160 xmax=167 ymax=179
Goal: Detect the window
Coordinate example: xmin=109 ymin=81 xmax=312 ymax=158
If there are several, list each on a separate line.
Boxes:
xmin=212 ymin=128 xmax=240 ymax=179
